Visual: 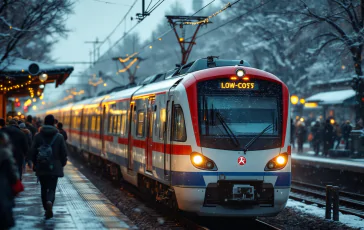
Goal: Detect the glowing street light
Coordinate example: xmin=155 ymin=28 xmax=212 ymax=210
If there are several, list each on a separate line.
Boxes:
xmin=290 ymin=95 xmax=299 ymax=105
xmin=300 ymin=98 xmax=305 ymax=104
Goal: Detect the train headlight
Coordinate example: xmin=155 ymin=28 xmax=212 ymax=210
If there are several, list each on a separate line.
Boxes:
xmin=236 ymin=69 xmax=245 ymax=77
xmin=192 ymin=155 xmax=203 ymax=165
xmin=190 ymin=152 xmax=217 ymax=171
xmin=264 ymin=153 xmax=288 ymax=171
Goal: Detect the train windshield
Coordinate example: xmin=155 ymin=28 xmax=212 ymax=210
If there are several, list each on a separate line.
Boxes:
xmin=197 ymin=79 xmax=283 ymax=151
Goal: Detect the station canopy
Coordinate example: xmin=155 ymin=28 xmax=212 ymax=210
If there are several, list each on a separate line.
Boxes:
xmin=306 ymin=89 xmax=356 ymax=106
xmin=0 ymin=57 xmax=73 ymax=97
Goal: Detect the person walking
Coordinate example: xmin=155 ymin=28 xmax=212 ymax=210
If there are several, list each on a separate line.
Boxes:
xmin=57 ymin=122 xmax=68 ymax=141
xmin=311 ymin=121 xmax=322 ymax=155
xmin=30 ymin=114 xmax=68 ymax=219
xmin=342 ymin=120 xmax=353 ymax=150
xmin=290 ymin=118 xmax=295 ymax=149
xmin=0 ymin=118 xmax=6 ymax=129
xmin=1 ymin=120 xmax=29 ymax=180
xmin=323 ymin=119 xmax=334 ymax=157
xmin=0 ymin=132 xmax=24 ymax=229
xmin=19 ymin=122 xmax=33 ymax=169
xmin=296 ymin=121 xmax=307 ymax=154
xmin=334 ymin=122 xmax=342 ymax=149
xmin=26 ymin=115 xmax=38 ymax=138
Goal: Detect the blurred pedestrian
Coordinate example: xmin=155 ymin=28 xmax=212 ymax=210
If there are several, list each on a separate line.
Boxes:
xmin=311 ymin=121 xmax=322 ymax=155
xmin=19 ymin=123 xmax=33 ymax=169
xmin=0 ymin=132 xmax=24 ymax=229
xmin=26 ymin=115 xmax=38 ymax=138
xmin=355 ymin=118 xmax=363 ymax=130
xmin=1 ymin=120 xmax=29 ymax=180
xmin=334 ymin=122 xmax=342 ymax=149
xmin=323 ymin=119 xmax=334 ymax=157
xmin=342 ymin=120 xmax=353 ymax=150
xmin=57 ymin=122 xmax=67 ymax=141
xmin=30 ymin=114 xmax=68 ymax=219
xmin=291 ymin=118 xmax=295 ymax=148
xmin=296 ymin=121 xmax=307 ymax=154
xmin=0 ymin=118 xmax=5 ymax=129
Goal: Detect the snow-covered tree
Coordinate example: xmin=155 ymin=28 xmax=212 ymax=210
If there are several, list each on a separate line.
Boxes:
xmin=0 ymin=0 xmax=74 ymax=64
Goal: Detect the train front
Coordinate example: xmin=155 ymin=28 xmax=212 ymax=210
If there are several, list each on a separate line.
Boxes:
xmin=175 ymin=65 xmax=291 ymax=217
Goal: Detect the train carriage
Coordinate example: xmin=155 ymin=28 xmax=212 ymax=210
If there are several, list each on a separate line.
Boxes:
xmin=36 ymin=57 xmax=291 ymax=217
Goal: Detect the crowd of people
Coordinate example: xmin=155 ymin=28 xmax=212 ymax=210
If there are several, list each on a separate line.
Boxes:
xmin=291 ymin=117 xmax=364 ymax=156
xmin=0 ymin=114 xmax=68 ymax=229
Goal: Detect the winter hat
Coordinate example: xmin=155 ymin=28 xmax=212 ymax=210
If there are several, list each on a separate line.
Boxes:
xmin=19 ymin=123 xmax=26 ymax=129
xmin=44 ymin=114 xmax=55 ymax=126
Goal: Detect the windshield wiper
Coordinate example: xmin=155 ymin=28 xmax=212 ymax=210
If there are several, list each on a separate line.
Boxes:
xmin=215 ymin=111 xmax=240 ymax=147
xmin=243 ymin=124 xmax=273 ymax=154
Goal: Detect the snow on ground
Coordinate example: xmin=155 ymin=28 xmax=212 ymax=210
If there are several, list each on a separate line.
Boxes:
xmin=286 ymin=199 xmax=364 ymax=229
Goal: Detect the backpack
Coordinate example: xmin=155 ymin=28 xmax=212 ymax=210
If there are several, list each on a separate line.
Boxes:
xmin=36 ymin=134 xmax=58 ymax=172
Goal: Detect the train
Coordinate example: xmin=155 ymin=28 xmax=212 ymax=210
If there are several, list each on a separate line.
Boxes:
xmin=35 ymin=57 xmax=291 ymax=217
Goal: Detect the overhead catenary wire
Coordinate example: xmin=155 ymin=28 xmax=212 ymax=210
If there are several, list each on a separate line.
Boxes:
xmin=97 ymin=0 xmax=139 ymax=50
xmin=90 ymin=0 xmax=131 ymax=6
xmin=189 ymin=0 xmax=273 ymax=40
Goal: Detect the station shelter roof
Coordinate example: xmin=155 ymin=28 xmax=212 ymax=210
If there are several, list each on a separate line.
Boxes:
xmin=306 ymin=89 xmax=356 ymax=106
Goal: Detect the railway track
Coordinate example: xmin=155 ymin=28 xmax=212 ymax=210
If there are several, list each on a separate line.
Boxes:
xmin=70 ymin=151 xmax=280 ymax=230
xmin=290 ymin=180 xmax=364 ymax=218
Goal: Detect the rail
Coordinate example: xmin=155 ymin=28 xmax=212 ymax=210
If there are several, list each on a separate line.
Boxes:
xmin=290 ymin=180 xmax=364 ymax=219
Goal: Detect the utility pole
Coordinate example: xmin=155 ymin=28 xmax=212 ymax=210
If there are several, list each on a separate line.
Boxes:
xmin=85 ymin=37 xmax=102 ymax=65
xmin=166 ymin=15 xmax=211 ymax=65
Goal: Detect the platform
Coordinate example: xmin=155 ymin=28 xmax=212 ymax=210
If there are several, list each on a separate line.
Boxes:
xmin=291 ymin=152 xmax=364 ymax=173
xmin=11 ymin=162 xmax=135 ymax=229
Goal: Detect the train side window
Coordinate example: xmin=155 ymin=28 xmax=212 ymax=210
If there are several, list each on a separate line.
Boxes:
xmin=120 ymin=114 xmax=126 ymax=136
xmin=159 ymin=108 xmax=166 ymax=140
xmin=108 ymin=115 xmax=113 ymax=133
xmin=172 ymin=105 xmax=187 ymax=142
xmin=96 ymin=116 xmax=101 ymax=132
xmin=91 ymin=116 xmax=96 ymax=131
xmin=84 ymin=116 xmax=89 ymax=130
xmin=116 ymin=115 xmax=121 ymax=134
xmin=136 ymin=111 xmax=145 ymax=137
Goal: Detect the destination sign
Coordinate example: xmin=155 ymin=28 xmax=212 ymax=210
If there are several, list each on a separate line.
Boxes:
xmin=219 ymin=82 xmax=258 ymax=90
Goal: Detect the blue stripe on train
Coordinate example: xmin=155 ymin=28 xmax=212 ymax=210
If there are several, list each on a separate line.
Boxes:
xmin=170 ymin=171 xmax=291 ymax=187
xmin=90 ymin=150 xmax=291 ymax=187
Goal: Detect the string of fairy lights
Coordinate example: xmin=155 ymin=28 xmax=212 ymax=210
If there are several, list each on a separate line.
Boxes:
xmin=183 ymin=2 xmax=232 ymax=25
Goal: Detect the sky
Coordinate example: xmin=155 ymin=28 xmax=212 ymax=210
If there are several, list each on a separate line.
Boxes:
xmin=51 ymin=0 xmax=198 ymax=83
xmin=39 ymin=0 xmax=225 ymax=107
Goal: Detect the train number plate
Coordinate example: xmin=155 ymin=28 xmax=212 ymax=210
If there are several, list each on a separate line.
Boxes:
xmin=232 ymin=185 xmax=254 ymax=201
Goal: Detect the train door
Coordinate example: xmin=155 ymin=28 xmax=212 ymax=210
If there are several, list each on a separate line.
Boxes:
xmin=127 ymin=103 xmax=135 ymax=170
xmin=101 ymin=105 xmax=106 ymax=156
xmin=146 ymin=97 xmax=155 ymax=172
xmin=164 ymin=95 xmax=174 ymax=181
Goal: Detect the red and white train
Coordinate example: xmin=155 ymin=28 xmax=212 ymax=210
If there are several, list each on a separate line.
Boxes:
xmin=36 ymin=57 xmax=291 ymax=217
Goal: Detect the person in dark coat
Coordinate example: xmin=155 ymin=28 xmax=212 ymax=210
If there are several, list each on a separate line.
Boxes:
xmin=311 ymin=121 xmax=322 ymax=155
xmin=1 ymin=120 xmax=29 ymax=180
xmin=342 ymin=120 xmax=353 ymax=150
xmin=323 ymin=119 xmax=334 ymax=157
xmin=26 ymin=115 xmax=38 ymax=138
xmin=0 ymin=132 xmax=20 ymax=229
xmin=290 ymin=118 xmax=295 ymax=148
xmin=57 ymin=122 xmax=68 ymax=141
xmin=0 ymin=118 xmax=6 ymax=128
xmin=295 ymin=121 xmax=307 ymax=154
xmin=30 ymin=114 xmax=68 ymax=219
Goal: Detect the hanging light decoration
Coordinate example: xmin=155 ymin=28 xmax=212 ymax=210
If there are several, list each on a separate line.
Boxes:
xmin=39 ymin=73 xmax=48 ymax=82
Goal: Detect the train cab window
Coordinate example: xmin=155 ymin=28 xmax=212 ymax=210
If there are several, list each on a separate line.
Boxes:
xmin=136 ymin=111 xmax=145 ymax=137
xmin=159 ymin=108 xmax=166 ymax=140
xmin=172 ymin=105 xmax=187 ymax=142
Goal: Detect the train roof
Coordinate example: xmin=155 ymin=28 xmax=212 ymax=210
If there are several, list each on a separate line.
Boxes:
xmin=103 ymin=85 xmax=141 ymax=103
